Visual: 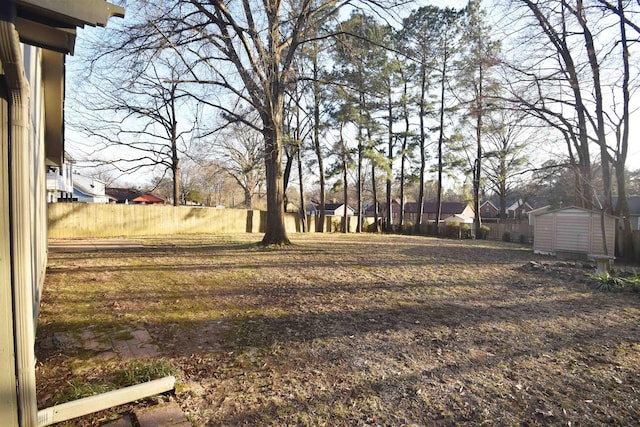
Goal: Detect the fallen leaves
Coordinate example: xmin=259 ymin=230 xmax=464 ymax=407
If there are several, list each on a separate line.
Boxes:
xmin=37 ymin=234 xmax=640 ymax=426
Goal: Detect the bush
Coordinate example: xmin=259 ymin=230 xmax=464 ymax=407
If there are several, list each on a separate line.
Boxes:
xmin=445 ymin=222 xmax=461 ymax=239
xmin=426 ymin=223 xmax=439 ymax=236
xmin=502 ymin=231 xmax=511 ymax=242
xmin=478 ymin=225 xmax=490 ymax=240
xmin=461 ymin=224 xmax=472 ymax=239
xmin=401 ymin=222 xmax=415 ymax=235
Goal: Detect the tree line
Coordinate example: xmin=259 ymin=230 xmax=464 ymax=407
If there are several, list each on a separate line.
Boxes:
xmin=67 ymin=0 xmax=640 ymax=249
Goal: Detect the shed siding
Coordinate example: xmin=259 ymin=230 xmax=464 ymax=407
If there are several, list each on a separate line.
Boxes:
xmin=589 ymin=215 xmax=616 ymax=255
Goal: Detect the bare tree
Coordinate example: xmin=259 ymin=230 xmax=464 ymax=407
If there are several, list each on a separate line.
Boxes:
xmin=69 ymin=39 xmax=203 ymax=206
xmin=483 ymin=109 xmax=533 ymax=219
xmin=505 ymin=0 xmax=640 ymax=256
xmin=212 ymin=120 xmax=266 ymax=209
xmin=120 ymin=0 xmax=401 ymax=244
xmin=457 ymin=0 xmax=501 ymax=238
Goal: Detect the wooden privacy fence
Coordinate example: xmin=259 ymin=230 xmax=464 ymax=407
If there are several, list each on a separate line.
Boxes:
xmin=48 ymin=204 xmax=291 ymax=237
xmin=484 ymin=221 xmax=534 ymax=243
xmin=47 ymin=204 xmax=369 ymax=238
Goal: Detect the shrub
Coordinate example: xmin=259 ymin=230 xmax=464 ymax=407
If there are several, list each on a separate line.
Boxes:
xmin=502 ymin=231 xmax=511 ymax=242
xmin=445 ymin=222 xmax=461 ymax=239
xmin=478 ymin=225 xmax=490 ymax=240
xmin=461 ymin=224 xmax=472 ymax=239
xmin=426 ymin=223 xmax=439 ymax=236
xmin=401 ymin=222 xmax=415 ymax=235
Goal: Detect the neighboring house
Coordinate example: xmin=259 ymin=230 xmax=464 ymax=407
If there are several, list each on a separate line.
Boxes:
xmin=324 ymin=203 xmax=355 ymax=216
xmin=532 ymin=206 xmax=616 ymax=259
xmin=106 ymin=187 xmax=166 ymax=205
xmin=442 ymin=213 xmax=473 ymax=224
xmin=506 ymin=200 xmax=534 ymax=219
xmin=0 ymin=1 xmax=123 ymax=424
xmin=46 ymin=153 xmax=75 ymax=202
xmin=480 ymin=200 xmax=499 ymax=218
xmin=307 ymin=202 xmax=354 ymax=217
xmin=404 ymin=201 xmax=475 ymax=224
xmin=613 ymin=195 xmax=640 ymax=230
xmin=73 ymin=174 xmax=109 ymax=204
xmin=481 ymin=199 xmax=534 ymax=219
xmin=364 ymin=200 xmax=402 ymax=222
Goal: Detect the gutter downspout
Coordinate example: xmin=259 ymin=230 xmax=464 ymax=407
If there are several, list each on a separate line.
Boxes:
xmin=0 ymin=7 xmax=38 ymax=427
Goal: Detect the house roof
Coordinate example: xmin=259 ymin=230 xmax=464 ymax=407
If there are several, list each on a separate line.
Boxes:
xmin=133 ymin=194 xmax=165 ymax=204
xmin=106 ymin=187 xmax=164 ymax=204
xmin=15 ymin=0 xmax=124 ymax=54
xmin=73 ymin=175 xmax=104 ymax=197
xmin=105 ymin=187 xmax=141 ymax=202
xmin=12 ymin=0 xmax=124 ymax=166
xmin=404 ymin=202 xmax=471 ymax=215
xmin=480 ymin=200 xmax=498 ymax=210
xmin=443 ymin=214 xmax=473 ymax=223
xmin=482 ymin=199 xmax=534 ymax=211
xmin=324 ymin=203 xmax=351 ymax=211
xmin=613 ymin=195 xmax=640 ymax=215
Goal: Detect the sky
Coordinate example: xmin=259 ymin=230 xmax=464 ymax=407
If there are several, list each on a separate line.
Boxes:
xmin=64 ymin=0 xmax=640 ymax=191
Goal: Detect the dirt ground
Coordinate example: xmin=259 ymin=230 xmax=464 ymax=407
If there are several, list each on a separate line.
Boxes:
xmin=37 ymin=233 xmax=640 ymax=426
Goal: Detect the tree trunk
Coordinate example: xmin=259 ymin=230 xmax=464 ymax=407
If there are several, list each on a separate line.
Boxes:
xmin=499 ymin=153 xmax=506 ymax=219
xmin=170 ymin=86 xmax=180 ymax=206
xmin=386 ymin=82 xmax=393 ymax=232
xmin=416 ymin=63 xmax=427 ymax=234
xmin=172 ymin=160 xmax=180 ymax=206
xmin=372 ymin=161 xmax=378 ymax=233
xmin=399 ymin=79 xmax=409 ymax=232
xmin=297 ymin=142 xmax=306 ymax=232
xmin=614 ymin=0 xmax=633 ymax=259
xmin=574 ymin=0 xmax=612 ymax=212
xmin=261 ymin=114 xmax=290 ymax=245
xmin=473 ymin=67 xmax=483 ymax=239
xmin=436 ymin=59 xmax=447 ymax=235
xmin=356 ymin=91 xmax=365 ymax=233
xmin=342 ymin=136 xmax=349 ymax=234
xmin=312 ymin=47 xmax=326 ymax=232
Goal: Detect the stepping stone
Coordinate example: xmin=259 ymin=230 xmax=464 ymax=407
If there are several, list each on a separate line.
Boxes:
xmin=100 ymin=414 xmax=134 ymax=426
xmin=135 ymin=402 xmax=190 ymax=427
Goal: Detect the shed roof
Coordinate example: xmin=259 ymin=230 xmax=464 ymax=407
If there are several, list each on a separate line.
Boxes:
xmin=534 ymin=206 xmax=618 ymax=219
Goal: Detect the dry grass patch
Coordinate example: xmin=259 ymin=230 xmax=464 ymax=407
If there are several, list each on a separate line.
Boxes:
xmin=37 ymin=233 xmax=640 ymax=426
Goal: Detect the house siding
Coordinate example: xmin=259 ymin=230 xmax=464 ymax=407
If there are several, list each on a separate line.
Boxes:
xmin=0 ymin=56 xmax=20 ymax=426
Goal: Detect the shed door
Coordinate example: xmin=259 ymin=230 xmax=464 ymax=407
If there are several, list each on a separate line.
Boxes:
xmin=555 ymin=215 xmax=590 ymax=253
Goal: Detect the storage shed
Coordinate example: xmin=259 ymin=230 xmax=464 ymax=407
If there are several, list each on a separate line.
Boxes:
xmin=532 ymin=206 xmax=616 ymax=259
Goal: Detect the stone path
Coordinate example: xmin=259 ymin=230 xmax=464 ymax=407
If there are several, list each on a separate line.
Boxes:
xmin=54 ymin=326 xmax=191 ymax=426
xmin=47 ymin=239 xmax=191 ymax=425
xmin=56 ymin=325 xmax=160 ymax=362
xmin=102 ymin=402 xmax=190 ymax=427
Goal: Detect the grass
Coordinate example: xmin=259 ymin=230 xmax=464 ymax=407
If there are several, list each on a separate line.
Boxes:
xmin=51 ymin=359 xmax=177 ymax=405
xmin=37 ymin=233 xmax=640 ymax=426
